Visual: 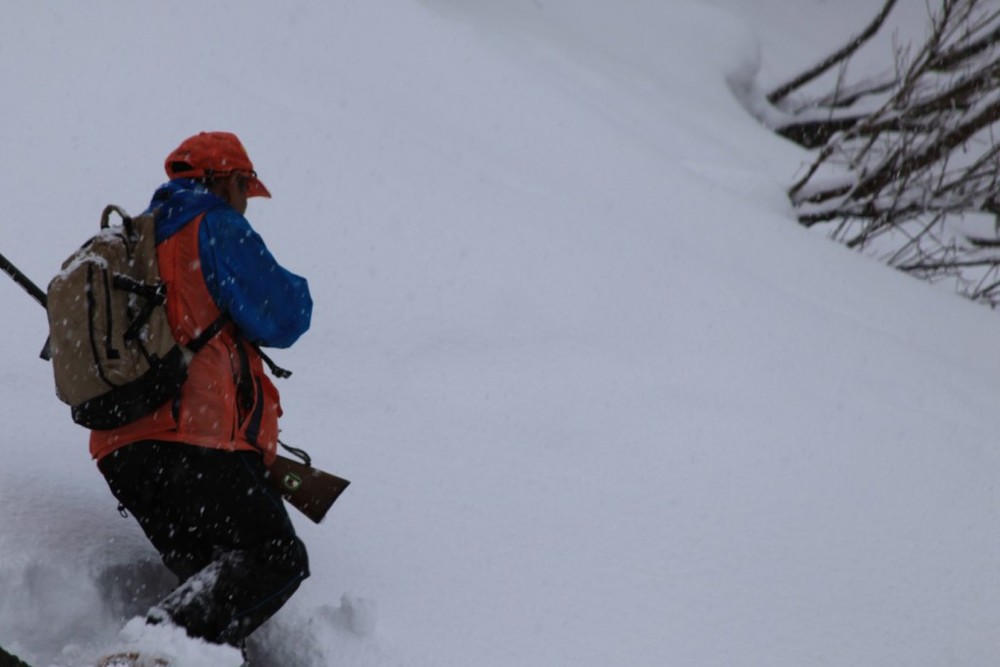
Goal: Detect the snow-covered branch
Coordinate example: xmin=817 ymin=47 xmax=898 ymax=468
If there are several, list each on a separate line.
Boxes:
xmin=777 ymin=0 xmax=1000 ymax=307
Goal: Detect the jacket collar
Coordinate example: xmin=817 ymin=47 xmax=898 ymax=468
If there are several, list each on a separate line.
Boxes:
xmin=147 ymin=179 xmax=229 ymax=243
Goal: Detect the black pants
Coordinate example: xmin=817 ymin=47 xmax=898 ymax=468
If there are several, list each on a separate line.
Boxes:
xmin=99 ymin=441 xmax=309 ymax=646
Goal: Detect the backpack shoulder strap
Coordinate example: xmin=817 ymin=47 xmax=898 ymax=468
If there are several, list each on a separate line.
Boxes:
xmin=187 ymin=314 xmax=229 ymax=354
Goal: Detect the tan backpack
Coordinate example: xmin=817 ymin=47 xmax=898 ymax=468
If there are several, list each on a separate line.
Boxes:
xmin=46 ymin=205 xmax=222 ymax=429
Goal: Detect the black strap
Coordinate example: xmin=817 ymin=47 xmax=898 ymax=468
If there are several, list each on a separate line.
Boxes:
xmin=114 ymin=275 xmax=168 ymax=343
xmin=188 ymin=315 xmax=228 ymax=353
xmin=233 ymin=336 xmax=256 ymax=425
xmin=217 ymin=319 xmax=292 ymax=379
xmin=245 ymin=376 xmax=266 ymax=446
xmin=254 ymin=345 xmax=292 ymax=379
xmin=223 ymin=326 xmax=295 ymax=452
xmin=113 ymin=274 xmax=165 ymax=302
xmin=278 ymin=438 xmax=312 ymax=467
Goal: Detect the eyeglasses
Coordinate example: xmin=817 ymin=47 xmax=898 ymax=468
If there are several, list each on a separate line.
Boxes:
xmin=227 ymin=170 xmax=257 ymax=194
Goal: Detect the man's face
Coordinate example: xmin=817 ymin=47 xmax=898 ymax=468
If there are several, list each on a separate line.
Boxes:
xmin=227 ymin=172 xmax=249 ymax=215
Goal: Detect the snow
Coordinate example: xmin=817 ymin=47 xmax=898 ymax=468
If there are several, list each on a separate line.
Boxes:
xmin=82 ymin=619 xmax=244 ymax=667
xmin=2 ymin=1 xmax=1000 ymax=665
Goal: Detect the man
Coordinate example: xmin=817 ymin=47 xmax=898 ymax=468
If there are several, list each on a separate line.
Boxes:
xmin=93 ymin=132 xmax=313 ymax=650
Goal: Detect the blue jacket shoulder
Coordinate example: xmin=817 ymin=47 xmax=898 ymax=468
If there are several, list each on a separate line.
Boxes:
xmin=198 ymin=206 xmax=312 ymax=348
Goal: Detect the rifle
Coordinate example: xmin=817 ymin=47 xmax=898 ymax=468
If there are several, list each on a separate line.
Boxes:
xmin=270 ymin=449 xmax=351 ymax=523
xmin=0 ymin=251 xmax=348 ymax=524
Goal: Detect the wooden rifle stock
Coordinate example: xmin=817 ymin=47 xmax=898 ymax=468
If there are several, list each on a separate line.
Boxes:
xmin=267 ymin=454 xmax=351 ymax=524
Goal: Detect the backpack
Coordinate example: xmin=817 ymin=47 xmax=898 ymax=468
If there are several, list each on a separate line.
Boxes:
xmin=46 ymin=205 xmax=223 ymax=430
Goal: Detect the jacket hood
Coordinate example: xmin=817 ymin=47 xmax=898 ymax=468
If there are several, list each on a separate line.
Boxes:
xmin=146 ymin=179 xmax=229 ymax=243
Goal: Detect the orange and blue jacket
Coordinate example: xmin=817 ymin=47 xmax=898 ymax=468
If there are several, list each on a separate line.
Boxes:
xmin=89 ymin=180 xmax=312 ymax=464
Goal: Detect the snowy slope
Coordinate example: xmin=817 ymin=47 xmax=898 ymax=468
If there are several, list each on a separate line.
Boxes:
xmin=3 ymin=1 xmax=1000 ymax=665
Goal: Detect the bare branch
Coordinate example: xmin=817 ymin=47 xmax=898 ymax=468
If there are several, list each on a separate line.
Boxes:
xmin=774 ymin=0 xmax=1000 ymax=306
xmin=768 ymin=0 xmax=899 ymax=105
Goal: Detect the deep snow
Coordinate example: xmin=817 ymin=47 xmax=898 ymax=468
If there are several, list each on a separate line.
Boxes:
xmin=3 ymin=1 xmax=1000 ymax=665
